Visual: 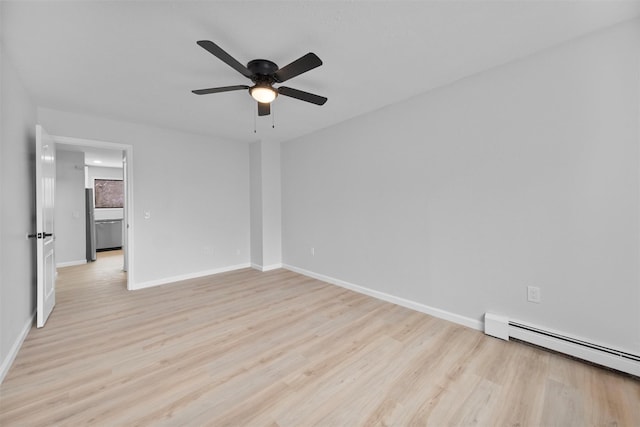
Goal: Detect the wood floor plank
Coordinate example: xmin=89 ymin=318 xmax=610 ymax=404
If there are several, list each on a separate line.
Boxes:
xmin=1 ymin=250 xmax=639 ymax=426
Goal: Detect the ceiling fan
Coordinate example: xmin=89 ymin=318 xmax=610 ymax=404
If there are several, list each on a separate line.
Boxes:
xmin=192 ymin=40 xmax=327 ymax=116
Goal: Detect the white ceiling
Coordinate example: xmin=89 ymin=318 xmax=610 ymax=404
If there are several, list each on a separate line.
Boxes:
xmin=57 ymin=143 xmax=124 ymax=169
xmin=2 ymin=1 xmax=639 ymax=144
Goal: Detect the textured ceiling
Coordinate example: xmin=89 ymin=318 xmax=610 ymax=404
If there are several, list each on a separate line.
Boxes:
xmin=2 ymin=1 xmax=639 ymax=144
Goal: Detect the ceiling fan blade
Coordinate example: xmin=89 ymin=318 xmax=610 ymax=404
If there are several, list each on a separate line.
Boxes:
xmin=258 ymin=102 xmax=271 ymax=116
xmin=192 ymin=85 xmax=249 ymax=95
xmin=278 ymin=86 xmax=327 ymax=105
xmin=274 ymin=53 xmax=322 ymax=83
xmin=197 ymin=40 xmax=253 ymax=79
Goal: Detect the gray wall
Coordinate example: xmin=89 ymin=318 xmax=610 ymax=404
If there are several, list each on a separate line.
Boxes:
xmin=38 ymin=107 xmax=250 ymax=288
xmin=55 ymin=150 xmax=86 ymax=265
xmin=260 ymin=141 xmax=282 ymax=269
xmin=249 ymin=142 xmax=263 ymax=267
xmin=249 ymin=141 xmax=282 ymax=270
xmin=0 ymin=36 xmax=37 ymax=376
xmin=282 ymin=20 xmax=640 ymax=353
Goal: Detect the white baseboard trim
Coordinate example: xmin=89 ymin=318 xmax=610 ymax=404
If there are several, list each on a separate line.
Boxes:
xmin=0 ymin=311 xmax=35 ymax=384
xmin=283 ymin=264 xmax=482 ymax=331
xmin=56 ymin=259 xmax=87 ymax=268
xmin=251 ymin=263 xmax=283 ymax=272
xmin=132 ymin=263 xmax=252 ymax=290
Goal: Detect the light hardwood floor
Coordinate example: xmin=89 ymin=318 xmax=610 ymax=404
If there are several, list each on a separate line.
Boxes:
xmin=1 ymin=250 xmax=639 ymax=426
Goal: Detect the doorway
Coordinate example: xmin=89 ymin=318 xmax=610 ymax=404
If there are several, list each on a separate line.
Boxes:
xmin=56 ymin=249 xmax=127 ymax=294
xmin=53 ymin=136 xmax=134 ymax=290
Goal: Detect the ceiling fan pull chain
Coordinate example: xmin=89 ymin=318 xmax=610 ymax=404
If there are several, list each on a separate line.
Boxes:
xmin=272 ymin=106 xmax=275 ymax=129
xmin=254 ymin=103 xmax=257 ymax=133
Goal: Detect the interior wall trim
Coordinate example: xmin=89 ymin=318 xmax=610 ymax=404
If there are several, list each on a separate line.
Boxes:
xmin=251 ymin=263 xmax=283 ymax=272
xmin=0 ymin=311 xmax=35 ymax=385
xmin=132 ymin=263 xmax=251 ymax=291
xmin=56 ymin=259 xmax=87 ymax=268
xmin=283 ymin=264 xmax=482 ymax=331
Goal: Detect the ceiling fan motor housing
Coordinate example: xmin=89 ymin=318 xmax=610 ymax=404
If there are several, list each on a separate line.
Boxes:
xmin=247 ymin=59 xmax=279 ymax=83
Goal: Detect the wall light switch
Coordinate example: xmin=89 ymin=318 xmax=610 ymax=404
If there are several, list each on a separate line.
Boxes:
xmin=144 ymin=211 xmax=151 ymax=220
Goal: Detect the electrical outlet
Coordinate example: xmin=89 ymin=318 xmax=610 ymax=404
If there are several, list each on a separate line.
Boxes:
xmin=527 ymin=286 xmax=541 ymax=303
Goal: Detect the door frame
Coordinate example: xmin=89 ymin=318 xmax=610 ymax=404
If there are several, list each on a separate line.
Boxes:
xmin=53 ymin=135 xmax=134 ymax=290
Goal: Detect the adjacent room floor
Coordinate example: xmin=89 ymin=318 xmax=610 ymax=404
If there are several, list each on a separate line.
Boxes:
xmin=1 ymin=252 xmax=638 ymax=425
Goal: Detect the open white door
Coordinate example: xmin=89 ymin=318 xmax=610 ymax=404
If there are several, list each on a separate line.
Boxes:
xmin=122 ymin=151 xmax=128 ymax=273
xmin=35 ymin=124 xmax=56 ymax=328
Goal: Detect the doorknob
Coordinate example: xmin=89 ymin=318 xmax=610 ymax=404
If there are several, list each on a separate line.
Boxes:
xmin=26 ymin=232 xmax=53 ymax=239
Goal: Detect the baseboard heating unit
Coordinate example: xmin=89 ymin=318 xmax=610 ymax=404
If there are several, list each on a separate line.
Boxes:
xmin=484 ymin=313 xmax=640 ymax=377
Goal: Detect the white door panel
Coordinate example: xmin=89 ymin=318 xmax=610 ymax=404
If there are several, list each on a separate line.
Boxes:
xmin=36 ymin=124 xmax=56 ymax=328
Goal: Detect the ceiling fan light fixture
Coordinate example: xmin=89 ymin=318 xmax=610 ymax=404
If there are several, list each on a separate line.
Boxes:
xmin=250 ymin=85 xmax=277 ymax=103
